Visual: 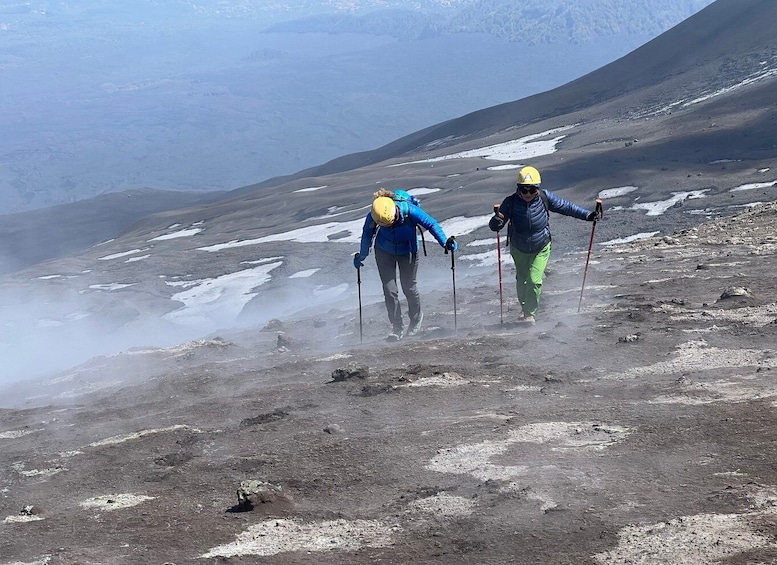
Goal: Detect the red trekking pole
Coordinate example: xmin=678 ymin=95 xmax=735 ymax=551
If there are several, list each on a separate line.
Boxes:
xmin=494 ymin=204 xmax=504 ymax=324
xmin=578 ymin=199 xmax=604 ymax=313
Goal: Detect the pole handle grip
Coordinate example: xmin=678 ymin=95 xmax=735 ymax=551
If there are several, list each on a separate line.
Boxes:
xmin=444 ymin=235 xmax=456 ymax=255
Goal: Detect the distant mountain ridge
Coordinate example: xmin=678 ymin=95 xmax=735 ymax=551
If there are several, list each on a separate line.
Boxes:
xmin=264 ymin=0 xmax=715 ymax=43
xmin=0 ymin=0 xmax=714 ymax=213
xmin=248 ymin=0 xmax=776 ymax=188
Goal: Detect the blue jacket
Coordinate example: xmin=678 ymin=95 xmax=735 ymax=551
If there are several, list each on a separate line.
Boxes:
xmin=359 ymin=203 xmax=448 ymax=258
xmin=497 ymin=189 xmax=591 ymax=254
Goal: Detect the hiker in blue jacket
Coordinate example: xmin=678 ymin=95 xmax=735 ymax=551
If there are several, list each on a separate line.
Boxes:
xmin=354 ymin=188 xmax=456 ymax=340
xmin=489 ymin=166 xmax=598 ymax=324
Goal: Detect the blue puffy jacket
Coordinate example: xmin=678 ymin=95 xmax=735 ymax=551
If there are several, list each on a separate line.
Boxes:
xmin=359 ymin=203 xmax=448 ymax=258
xmin=497 ymin=189 xmax=591 ymax=254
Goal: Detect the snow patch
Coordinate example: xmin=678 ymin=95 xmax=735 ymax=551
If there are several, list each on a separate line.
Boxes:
xmin=97 ymin=248 xmax=147 ymax=261
xmin=407 ymin=187 xmax=442 ymax=196
xmin=427 ymin=422 xmax=629 ymax=482
xmin=0 ymin=429 xmax=42 ymax=439
xmin=3 ymin=514 xmax=45 ymax=524
xmin=439 ymin=214 xmax=493 ymax=237
xmin=487 ymin=164 xmax=524 ymax=171
xmin=599 ymin=186 xmax=638 ymax=199
xmin=124 ymin=254 xmax=151 ymax=263
xmin=650 ymin=378 xmax=777 ymax=405
xmin=601 ymin=231 xmax=660 ymax=246
xmin=592 ymin=512 xmax=776 ymax=564
xmin=87 ymin=283 xmax=136 ymax=291
xmin=87 ymin=425 xmax=201 ymax=448
xmin=293 ymin=185 xmax=327 ymax=192
xmin=391 ymin=126 xmax=575 ymax=166
xmin=148 ymin=227 xmax=203 ymax=241
xmin=730 ymin=180 xmax=777 ymax=192
xmin=12 ymin=462 xmax=65 ymax=478
xmin=607 ymin=339 xmax=777 ymax=380
xmin=80 ymin=494 xmax=155 ymax=511
xmin=201 ymin=518 xmax=396 ymax=558
xmin=163 ymin=262 xmax=282 ymax=325
xmin=631 ymin=190 xmax=709 ymax=216
xmin=198 ymin=219 xmax=364 ymax=250
xmin=289 ymin=269 xmax=319 ymax=279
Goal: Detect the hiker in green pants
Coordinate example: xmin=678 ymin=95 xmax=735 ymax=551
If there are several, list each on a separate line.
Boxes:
xmin=509 ymin=241 xmax=552 ymax=322
xmin=489 ymin=166 xmax=599 ymax=324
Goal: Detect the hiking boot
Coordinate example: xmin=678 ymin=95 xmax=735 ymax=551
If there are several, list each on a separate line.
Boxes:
xmin=404 ymin=312 xmax=424 ymax=337
xmin=387 ymin=327 xmax=403 ymax=341
xmin=519 ymin=315 xmax=535 ymax=325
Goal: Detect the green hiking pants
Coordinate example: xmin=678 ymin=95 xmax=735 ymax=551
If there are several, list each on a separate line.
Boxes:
xmin=509 ymin=242 xmax=552 ymax=317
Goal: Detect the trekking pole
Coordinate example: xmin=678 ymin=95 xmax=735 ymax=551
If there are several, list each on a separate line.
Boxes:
xmin=445 ymin=236 xmax=457 ymax=335
xmin=494 ymin=204 xmax=504 ymax=325
xmin=353 ymin=252 xmax=364 ymax=343
xmin=577 ymin=199 xmax=604 ymax=313
xmin=417 ymin=226 xmax=427 ymax=256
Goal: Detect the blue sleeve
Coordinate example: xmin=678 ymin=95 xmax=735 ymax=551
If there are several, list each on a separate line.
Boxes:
xmin=359 ymin=213 xmax=377 ymax=257
xmin=407 ymin=205 xmax=448 ymax=247
xmin=545 ymin=190 xmax=592 ymax=220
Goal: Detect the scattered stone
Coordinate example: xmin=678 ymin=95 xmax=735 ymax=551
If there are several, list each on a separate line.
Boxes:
xmin=719 ymin=286 xmax=752 ymax=300
xmin=331 ymin=363 xmax=369 ymax=382
xmin=618 ymin=334 xmax=640 ymax=343
xmin=324 ymin=424 xmax=344 ymax=435
xmin=277 ymin=332 xmax=292 ymax=349
xmin=262 ymin=319 xmax=283 ymax=332
xmin=236 ymin=480 xmax=294 ymax=514
xmin=20 ymin=505 xmax=41 ymax=516
xmin=239 ymin=409 xmax=288 ymax=429
xmin=358 ymin=383 xmax=397 ymax=397
xmin=313 ymin=318 xmax=326 ymax=328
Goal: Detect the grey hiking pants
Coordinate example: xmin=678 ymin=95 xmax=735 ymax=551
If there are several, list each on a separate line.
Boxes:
xmin=375 ymin=247 xmax=421 ymax=332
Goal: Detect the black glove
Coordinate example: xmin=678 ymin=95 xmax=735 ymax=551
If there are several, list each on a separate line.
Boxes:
xmin=586 ymin=211 xmax=601 ymax=222
xmin=444 ymin=236 xmax=458 ymax=252
xmin=489 ymin=215 xmax=505 ymax=231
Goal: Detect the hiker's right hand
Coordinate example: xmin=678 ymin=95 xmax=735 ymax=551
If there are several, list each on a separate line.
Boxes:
xmin=489 ymin=214 xmax=505 ymax=231
xmin=586 ymin=211 xmax=602 ymax=222
xmin=353 ymin=254 xmax=365 ymax=269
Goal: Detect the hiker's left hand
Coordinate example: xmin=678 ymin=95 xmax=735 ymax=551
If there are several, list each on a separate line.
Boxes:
xmin=444 ymin=238 xmax=458 ymax=252
xmin=489 ymin=215 xmax=506 ymax=231
xmin=586 ymin=211 xmax=602 ymax=221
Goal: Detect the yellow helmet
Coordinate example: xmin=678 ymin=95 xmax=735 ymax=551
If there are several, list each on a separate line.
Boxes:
xmin=371 ymin=196 xmax=397 ymax=227
xmin=517 ymin=166 xmax=541 ymax=185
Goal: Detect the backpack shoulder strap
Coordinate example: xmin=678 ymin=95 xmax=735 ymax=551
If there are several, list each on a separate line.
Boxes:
xmin=539 ymin=189 xmax=549 ymax=217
